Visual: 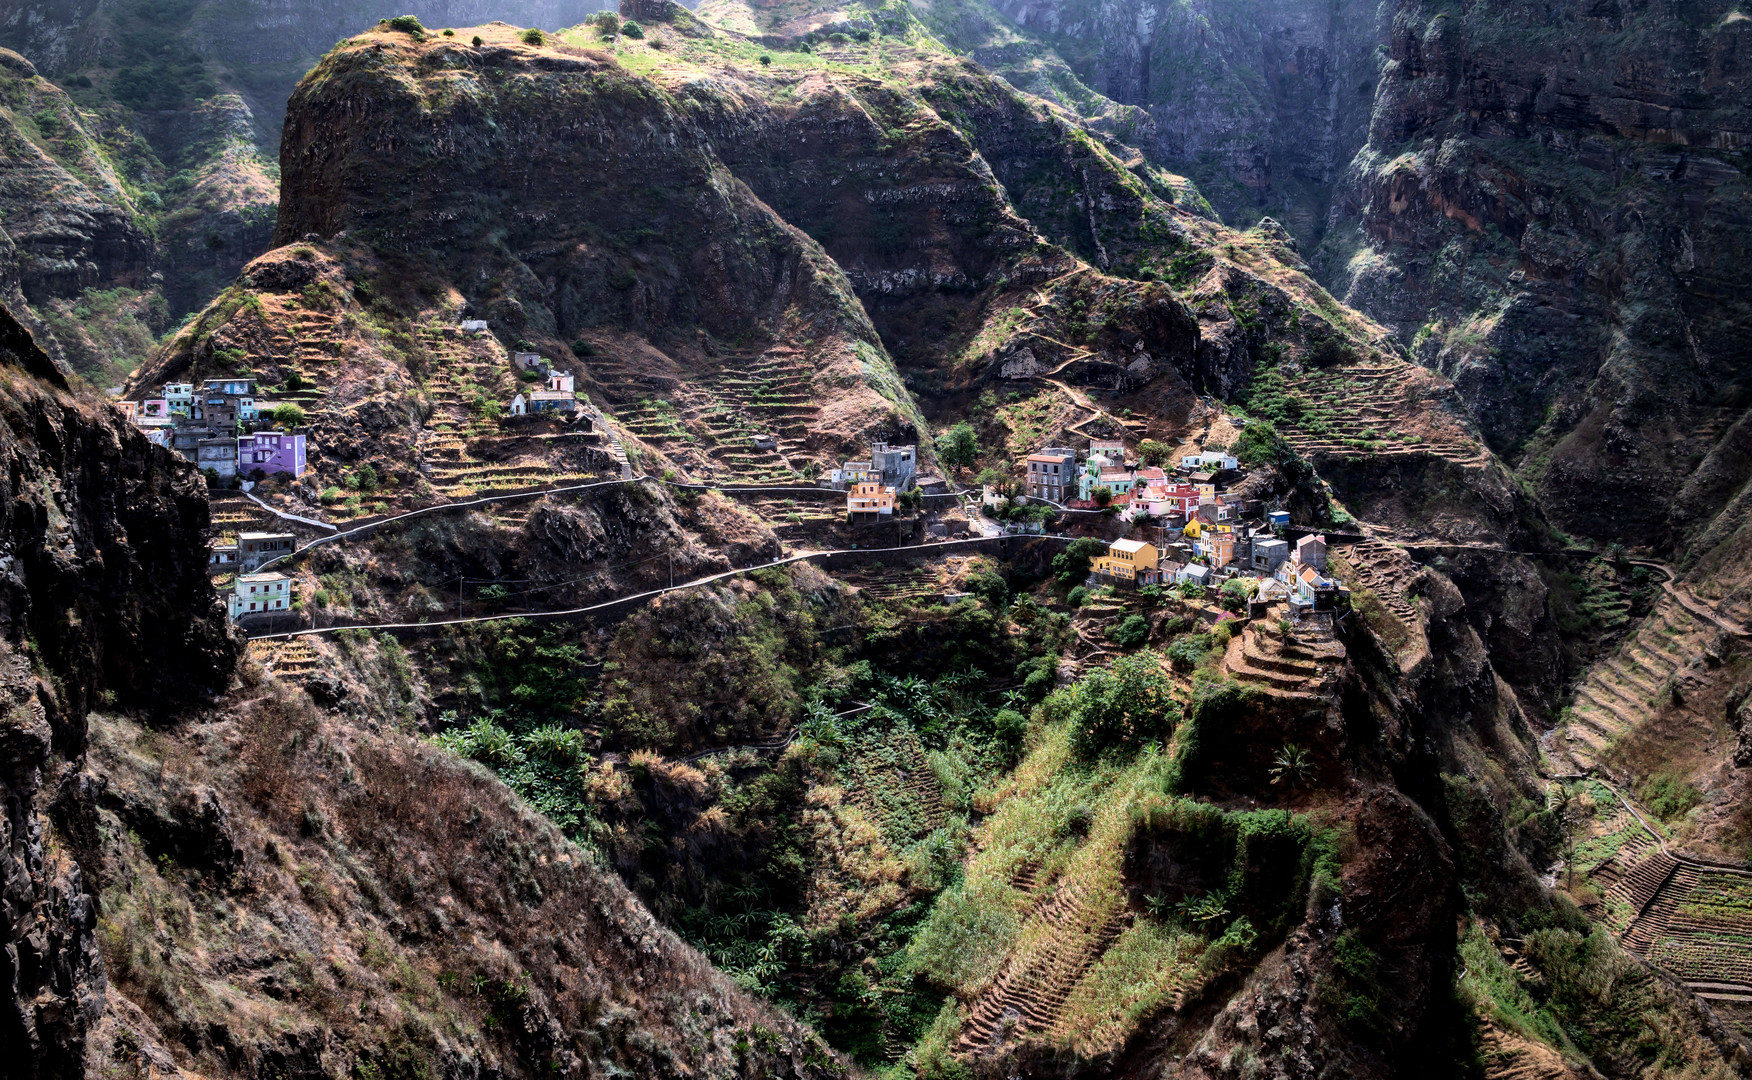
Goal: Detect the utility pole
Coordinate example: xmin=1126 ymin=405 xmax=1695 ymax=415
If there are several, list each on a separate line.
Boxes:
xmin=458 ymin=574 xmax=464 ymax=612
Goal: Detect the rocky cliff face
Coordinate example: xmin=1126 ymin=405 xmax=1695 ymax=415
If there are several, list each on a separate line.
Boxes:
xmin=0 ymin=297 xmax=235 ymax=1076
xmin=0 ymin=1 xmax=617 ymax=382
xmin=0 ymin=279 xmax=848 ymax=1079
xmin=920 ymin=0 xmax=1383 ymax=250
xmin=1323 ymin=0 xmax=1752 ymax=547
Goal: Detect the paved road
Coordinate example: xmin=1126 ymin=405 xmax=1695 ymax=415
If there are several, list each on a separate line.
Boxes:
xmin=247 ymin=534 xmax=1072 ymax=640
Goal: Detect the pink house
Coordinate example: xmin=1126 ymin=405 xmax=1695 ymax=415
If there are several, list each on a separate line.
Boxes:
xmin=237 ymin=432 xmax=307 ymax=477
xmin=141 ymin=398 xmax=170 ymax=418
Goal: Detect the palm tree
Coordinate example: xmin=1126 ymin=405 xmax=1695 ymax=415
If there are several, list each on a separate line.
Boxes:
xmin=1269 ymin=743 xmax=1313 ymax=787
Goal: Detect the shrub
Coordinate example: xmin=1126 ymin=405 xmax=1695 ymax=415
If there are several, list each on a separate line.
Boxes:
xmin=1066 ymin=586 xmax=1088 ymax=608
xmin=992 ymin=708 xmax=1027 ymax=750
xmin=620 ymin=21 xmax=644 ymax=38
xmin=1053 ymin=537 xmax=1106 ymax=584
xmin=472 ymin=35 xmax=484 ymax=45
xmin=522 ymin=27 xmax=545 ymax=44
xmin=1218 ymin=577 xmax=1257 ymax=613
xmin=350 ymin=463 xmax=381 ymax=493
xmin=1176 ymin=579 xmax=1204 ymax=600
xmin=386 ymin=15 xmax=424 ymax=33
xmin=1066 ymin=650 xmax=1178 ymax=759
xmin=1138 ymin=439 xmax=1169 ymax=466
xmin=442 ymin=28 xmax=455 ymax=36
xmin=270 ymin=402 xmax=306 ymax=428
xmin=1092 ymin=486 xmax=1113 ymax=507
xmin=1166 ymin=634 xmax=1210 ymax=672
xmin=478 ymin=584 xmax=511 ymax=603
xmin=1639 ymin=771 xmax=1702 ymax=821
xmin=1139 ymin=583 xmax=1164 ymax=607
xmin=319 ymin=486 xmax=342 ymax=504
xmin=934 ymin=420 xmax=979 ymax=470
xmin=968 ymin=569 xmax=1008 ymax=608
xmin=759 ymin=54 xmax=772 ymax=65
xmin=1232 ymin=420 xmax=1291 ymax=469
xmin=1108 ymin=614 xmax=1150 ymax=649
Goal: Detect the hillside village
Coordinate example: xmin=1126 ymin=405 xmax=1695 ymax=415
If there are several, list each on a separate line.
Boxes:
xmin=117 ymin=300 xmax=1361 ymax=636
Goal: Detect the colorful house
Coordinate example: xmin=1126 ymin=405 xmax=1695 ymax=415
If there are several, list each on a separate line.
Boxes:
xmin=141 ymin=398 xmax=170 ymax=418
xmin=1025 ymin=448 xmax=1077 ymax=502
xmin=1090 ymin=538 xmax=1163 ymax=585
xmin=1268 ymin=510 xmax=1291 ymax=529
xmin=230 ymin=572 xmax=292 ymax=620
xmin=1296 ymin=534 xmax=1328 ymax=571
xmin=163 ymin=383 xmax=194 ymax=416
xmin=510 ymin=389 xmax=577 ymax=414
xmin=115 ymin=400 xmax=138 ymax=420
xmin=209 ymin=542 xmax=238 ymax=567
xmin=1179 ymin=450 xmax=1238 ymax=472
xmin=236 ymin=432 xmax=306 ymax=477
xmin=548 ymin=371 xmax=575 ymax=393
xmin=1088 ymin=439 xmax=1126 ymax=465
xmin=198 ymin=380 xmax=257 ymax=422
xmin=847 ymin=480 xmax=896 ymax=522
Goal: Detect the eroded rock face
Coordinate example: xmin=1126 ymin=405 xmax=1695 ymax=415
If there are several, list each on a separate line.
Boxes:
xmin=981 ymin=0 xmax=1383 ymax=247
xmin=1322 ymin=0 xmax=1752 ymax=545
xmin=0 ymin=299 xmax=235 ymax=1076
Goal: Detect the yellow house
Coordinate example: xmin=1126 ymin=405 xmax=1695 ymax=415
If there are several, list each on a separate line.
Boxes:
xmin=1090 ymin=538 xmax=1164 ymax=584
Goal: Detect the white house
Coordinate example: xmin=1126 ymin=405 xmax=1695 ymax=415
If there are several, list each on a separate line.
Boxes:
xmin=231 ymin=572 xmax=291 ymax=620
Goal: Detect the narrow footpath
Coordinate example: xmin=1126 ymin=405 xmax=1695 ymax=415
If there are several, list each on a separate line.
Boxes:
xmin=247 ymin=534 xmax=1071 ymax=641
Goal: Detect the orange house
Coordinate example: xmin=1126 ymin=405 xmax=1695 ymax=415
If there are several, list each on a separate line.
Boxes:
xmin=847 ymin=481 xmax=896 ymax=522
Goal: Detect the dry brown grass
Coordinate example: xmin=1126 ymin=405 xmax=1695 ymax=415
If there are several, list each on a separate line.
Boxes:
xmin=86 ymin=678 xmax=847 ymax=1080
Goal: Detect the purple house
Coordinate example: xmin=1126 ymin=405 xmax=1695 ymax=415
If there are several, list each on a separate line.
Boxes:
xmin=237 ymin=432 xmax=307 ymax=477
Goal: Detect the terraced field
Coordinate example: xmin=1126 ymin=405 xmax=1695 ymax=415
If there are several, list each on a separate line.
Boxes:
xmin=1221 ymin=615 xmax=1345 ymax=703
xmin=414 ymin=327 xmax=610 ymax=499
xmin=246 ymin=636 xmax=323 ymax=679
xmin=836 ymin=561 xmax=950 ymax=603
xmin=206 ymin=491 xmax=286 ymax=539
xmin=1256 ymin=361 xmax=1490 ymax=468
xmin=1569 ymin=779 xmax=1752 ymax=1040
xmin=1330 ymin=539 xmax=1423 ymax=630
xmin=583 ymin=347 xmax=822 ymax=483
xmin=953 ymin=872 xmax=1136 ymax=1055
xmin=843 ymin=728 xmax=949 ymax=847
xmin=1555 ymin=592 xmax=1708 ymax=771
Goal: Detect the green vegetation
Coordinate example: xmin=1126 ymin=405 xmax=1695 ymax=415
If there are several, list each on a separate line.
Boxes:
xmin=1637 ymin=771 xmax=1702 ymax=822
xmin=1058 ymin=650 xmax=1177 ymax=760
xmin=1107 ymin=614 xmax=1149 ymax=649
xmin=1053 ymin=537 xmax=1105 ymax=584
xmin=934 ymin=420 xmax=979 ymax=470
xmin=111 ymin=0 xmax=217 ymax=112
xmin=269 ymin=403 xmax=306 ymax=428
xmin=386 ymin=15 xmax=424 ymax=34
